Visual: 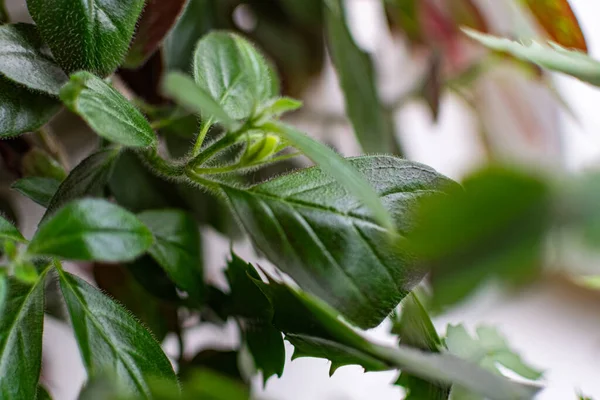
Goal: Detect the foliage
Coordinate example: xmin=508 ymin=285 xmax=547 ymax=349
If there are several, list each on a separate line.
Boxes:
xmin=0 ymin=0 xmax=597 ymax=399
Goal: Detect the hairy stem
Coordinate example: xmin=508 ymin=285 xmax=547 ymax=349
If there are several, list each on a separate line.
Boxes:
xmin=192 ymin=118 xmax=214 ymax=157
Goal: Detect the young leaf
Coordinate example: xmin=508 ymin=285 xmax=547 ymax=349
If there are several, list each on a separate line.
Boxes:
xmin=137 ymin=210 xmax=204 ymax=303
xmin=406 ymin=166 xmax=550 ymax=310
xmin=464 ymin=29 xmax=600 ymax=87
xmin=60 ymin=72 xmax=156 ymax=147
xmin=0 ymin=214 xmax=26 ymax=243
xmin=26 ymin=0 xmax=146 ymax=76
xmin=257 ymin=97 xmax=303 ymax=121
xmin=162 ymin=72 xmax=235 ymax=129
xmin=0 ymin=271 xmax=47 ymax=400
xmin=521 ymin=0 xmax=587 ymax=52
xmin=29 ymin=199 xmax=154 ymax=262
xmin=44 ymin=147 xmax=120 ymax=218
xmin=0 ymin=24 xmax=68 ymax=95
xmin=12 ymin=177 xmax=61 ymax=208
xmin=223 ymin=155 xmax=454 ymax=328
xmin=123 ymin=0 xmax=187 ymax=69
xmin=57 ymin=270 xmax=178 ymax=397
xmin=0 ymin=77 xmax=60 ymax=137
xmin=325 ymin=0 xmax=398 ymax=154
xmin=193 ymin=31 xmax=276 ymax=121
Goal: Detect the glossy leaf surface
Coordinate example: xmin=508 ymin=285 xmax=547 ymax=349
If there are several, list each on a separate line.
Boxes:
xmin=0 ymin=272 xmax=46 ymax=400
xmin=138 ymin=210 xmax=203 ymax=303
xmin=27 ymin=0 xmax=146 ymax=76
xmin=0 ymin=23 xmax=68 ymax=95
xmin=29 ymin=199 xmax=153 ymax=262
xmin=58 ymin=270 xmax=178 ymax=398
xmin=60 ymin=72 xmax=156 ymax=147
xmin=224 ymin=156 xmax=454 ymax=328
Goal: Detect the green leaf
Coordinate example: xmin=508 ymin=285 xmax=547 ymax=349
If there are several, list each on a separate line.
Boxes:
xmin=57 ymin=270 xmax=178 ymax=398
xmin=223 ymin=155 xmax=454 ymax=328
xmin=325 ymin=0 xmax=398 ymax=154
xmin=406 ymin=166 xmax=551 ymax=310
xmin=0 ymin=271 xmax=47 ymax=400
xmin=0 ymin=24 xmax=68 ymax=95
xmin=445 ymin=325 xmax=543 ymax=381
xmin=162 ymin=72 xmax=235 ymax=129
xmin=36 ymin=385 xmax=52 ymax=400
xmin=60 ymin=72 xmax=156 ymax=147
xmin=29 ymin=199 xmax=153 ymax=262
xmin=11 ymin=177 xmax=61 ymax=208
xmin=393 ymin=293 xmax=450 ymax=400
xmin=264 ymin=122 xmax=396 ymax=230
xmin=44 ymin=147 xmax=120 ymax=218
xmin=123 ymin=0 xmax=187 ymax=68
xmin=244 ymin=322 xmax=285 ymax=384
xmin=464 ymin=29 xmax=600 ymax=87
xmin=26 ymin=0 xmax=146 ymax=76
xmin=0 ymin=77 xmax=60 ymax=137
xmin=0 ymin=214 xmax=26 ymax=243
xmin=22 ymin=148 xmax=67 ymax=180
xmin=193 ymin=31 xmax=276 ymax=121
xmin=163 ymin=0 xmax=219 ymax=73
xmin=137 ymin=210 xmax=203 ymax=303
xmin=257 ymin=97 xmax=303 ymax=121
xmin=0 ymin=0 xmax=7 ymax=24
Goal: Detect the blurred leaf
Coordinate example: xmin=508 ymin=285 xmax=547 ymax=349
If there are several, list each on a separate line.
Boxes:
xmin=0 ymin=214 xmax=26 ymax=243
xmin=0 ymin=271 xmax=47 ymax=400
xmin=0 ymin=77 xmax=60 ymax=138
xmin=393 ymin=293 xmax=450 ymax=400
xmin=406 ymin=166 xmax=551 ymax=310
xmin=325 ymin=0 xmax=398 ymax=154
xmin=60 ymin=72 xmax=156 ymax=147
xmin=193 ymin=31 xmax=276 ymax=121
xmin=180 ymin=350 xmax=243 ymax=381
xmin=123 ymin=0 xmax=187 ymax=68
xmin=29 ymin=199 xmax=154 ymax=262
xmin=223 ymin=155 xmax=453 ymax=328
xmin=445 ymin=325 xmax=543 ymax=399
xmin=521 ymin=0 xmax=587 ymax=52
xmin=182 ymin=369 xmax=250 ymax=400
xmin=464 ymin=29 xmax=600 ymax=87
xmin=126 ymin=256 xmax=181 ymax=303
xmin=37 ymin=385 xmax=52 ymax=400
xmin=12 ymin=177 xmax=60 ymax=208
xmin=58 ymin=270 xmax=178 ymax=397
xmin=21 ymin=148 xmax=66 ymax=180
xmin=385 ymin=0 xmax=422 ymax=44
xmin=423 ymin=52 xmax=443 ymax=121
xmin=0 ymin=23 xmax=68 ymax=95
xmin=448 ymin=0 xmax=488 ymax=32
xmin=244 ymin=322 xmax=285 ymax=384
xmin=44 ymin=147 xmax=120 ymax=219
xmin=94 ymin=263 xmax=178 ymax=341
xmin=27 ymin=0 xmax=145 ymax=76
xmin=163 ymin=0 xmax=220 ymax=72
xmin=257 ymin=97 xmax=303 ymax=121
xmin=0 ymin=0 xmax=7 ymax=24
xmin=138 ymin=210 xmax=204 ymax=303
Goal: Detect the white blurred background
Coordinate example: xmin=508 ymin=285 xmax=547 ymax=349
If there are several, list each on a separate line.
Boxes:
xmin=6 ymin=0 xmax=600 ymax=399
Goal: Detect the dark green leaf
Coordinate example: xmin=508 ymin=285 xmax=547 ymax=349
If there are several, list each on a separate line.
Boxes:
xmin=182 ymin=370 xmax=249 ymax=400
xmin=406 ymin=166 xmax=551 ymax=310
xmin=12 ymin=177 xmax=61 ymax=208
xmin=123 ymin=0 xmax=187 ymax=68
xmin=0 ymin=214 xmax=25 ymax=243
xmin=0 ymin=77 xmax=60 ymax=137
xmin=0 ymin=24 xmax=68 ymax=95
xmin=163 ymin=0 xmax=219 ymax=72
xmin=138 ymin=210 xmax=203 ymax=303
xmin=244 ymin=322 xmax=285 ymax=384
xmin=93 ymin=263 xmax=178 ymax=341
xmin=27 ymin=0 xmax=146 ymax=76
xmin=464 ymin=29 xmax=600 ymax=87
xmin=37 ymin=385 xmax=52 ymax=400
xmin=44 ymin=147 xmax=120 ymax=219
xmin=0 ymin=0 xmax=7 ymax=24
xmin=0 ymin=271 xmax=47 ymax=400
xmin=60 ymin=72 xmax=156 ymax=147
xmin=29 ymin=198 xmax=153 ymax=262
xmin=58 ymin=270 xmax=178 ymax=397
xmin=193 ymin=31 xmax=276 ymax=121
xmin=21 ymin=148 xmax=67 ymax=180
xmin=162 ymin=72 xmax=235 ymax=129
xmin=393 ymin=293 xmax=450 ymax=400
xmin=224 ymin=252 xmax=272 ymax=320
xmin=264 ymin=122 xmax=396 ymax=230
xmin=180 ymin=350 xmax=243 ymax=381
xmin=126 ymin=256 xmax=181 ymax=303
xmin=223 ymin=155 xmax=453 ymax=328
xmin=325 ymin=0 xmax=397 ymax=154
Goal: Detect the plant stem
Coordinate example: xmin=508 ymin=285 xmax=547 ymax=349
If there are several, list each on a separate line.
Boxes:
xmin=140 ymin=148 xmax=185 ymax=178
xmin=184 ymin=169 xmax=222 ymax=193
xmin=192 ymin=118 xmax=213 ymax=157
xmin=188 ymin=126 xmax=248 ymax=169
xmin=37 ymin=126 xmax=70 ymax=170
